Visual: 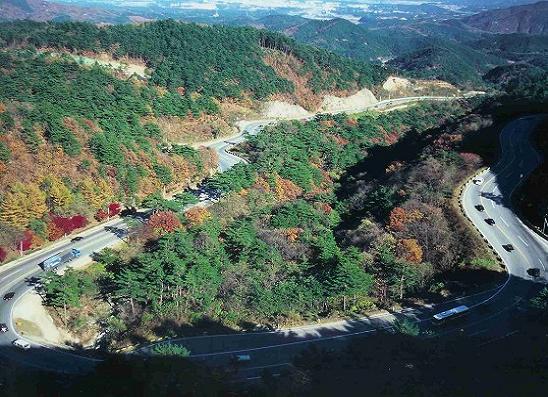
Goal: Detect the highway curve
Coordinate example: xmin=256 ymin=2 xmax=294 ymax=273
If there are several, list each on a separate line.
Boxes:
xmin=0 ymin=101 xmax=544 ymax=378
xmin=144 ymin=115 xmax=548 ymax=381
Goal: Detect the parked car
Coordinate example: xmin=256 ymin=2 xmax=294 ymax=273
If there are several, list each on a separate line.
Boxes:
xmin=0 ymin=323 xmax=8 ymax=333
xmin=527 ymin=268 xmax=541 ymax=278
xmin=475 ymin=204 xmax=485 ymax=211
xmin=485 ymin=218 xmax=496 ymax=226
xmin=3 ymin=292 xmax=15 ymax=301
xmin=13 ymin=339 xmax=31 ymax=350
xmin=71 ymin=236 xmax=84 ymax=242
xmin=502 ymin=244 xmax=515 ymax=252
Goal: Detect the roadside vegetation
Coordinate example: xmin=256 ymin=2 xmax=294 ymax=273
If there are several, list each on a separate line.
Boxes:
xmin=0 ymin=49 xmax=216 ymax=263
xmin=38 ymin=101 xmax=503 ymax=348
xmin=0 ymin=19 xmax=388 ymax=263
xmin=514 ymin=118 xmax=548 ymax=233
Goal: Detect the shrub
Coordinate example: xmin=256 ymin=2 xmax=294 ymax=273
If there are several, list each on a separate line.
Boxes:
xmin=0 ymin=247 xmax=7 ymax=262
xmin=152 ymin=343 xmax=191 ymax=357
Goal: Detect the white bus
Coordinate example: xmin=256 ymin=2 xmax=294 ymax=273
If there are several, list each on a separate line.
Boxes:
xmin=432 ymin=305 xmax=469 ymax=324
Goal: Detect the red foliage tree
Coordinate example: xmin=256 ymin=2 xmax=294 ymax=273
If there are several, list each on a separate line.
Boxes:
xmin=16 ymin=230 xmax=34 ymax=251
xmin=71 ymin=214 xmax=88 ymax=229
xmin=51 ymin=215 xmax=74 ymax=235
xmin=95 ymin=209 xmax=109 ymax=221
xmin=0 ymin=247 xmax=7 ymax=262
xmin=146 ymin=211 xmax=182 ymax=237
xmin=108 ymin=202 xmax=122 ymax=216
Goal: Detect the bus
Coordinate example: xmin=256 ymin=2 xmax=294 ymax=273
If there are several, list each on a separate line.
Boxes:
xmin=432 ymin=305 xmax=469 ymax=324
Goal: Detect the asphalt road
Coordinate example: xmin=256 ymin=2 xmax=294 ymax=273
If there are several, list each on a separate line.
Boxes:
xmin=1 ymin=97 xmax=542 ymax=379
xmin=0 ymin=218 xmax=128 ymax=372
xmin=147 ymin=115 xmax=548 ymax=381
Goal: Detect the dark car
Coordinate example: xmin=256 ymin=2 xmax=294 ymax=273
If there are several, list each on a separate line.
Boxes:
xmin=71 ymin=236 xmax=84 ymax=242
xmin=475 ymin=205 xmax=485 ymax=212
xmin=485 ymin=218 xmax=496 ymax=226
xmin=502 ymin=244 xmax=515 ymax=252
xmin=3 ymin=292 xmax=15 ymax=301
xmin=527 ymin=268 xmax=541 ymax=278
xmin=0 ymin=323 xmax=7 ymax=333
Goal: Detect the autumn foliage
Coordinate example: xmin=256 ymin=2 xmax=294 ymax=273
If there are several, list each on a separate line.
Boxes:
xmin=50 ymin=214 xmax=88 ymax=236
xmin=274 ymin=175 xmax=303 ymax=201
xmin=388 ymin=207 xmax=423 ymax=232
xmin=108 ymin=203 xmax=122 ymax=216
xmin=146 ymin=211 xmax=182 ymax=237
xmin=184 ymin=207 xmax=211 ymax=227
xmin=397 ymin=239 xmax=423 ymax=264
xmin=16 ymin=230 xmax=35 ymax=251
xmin=0 ymin=247 xmax=6 ymax=262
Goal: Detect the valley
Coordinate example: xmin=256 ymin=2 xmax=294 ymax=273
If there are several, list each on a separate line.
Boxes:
xmin=0 ymin=1 xmax=546 ymax=395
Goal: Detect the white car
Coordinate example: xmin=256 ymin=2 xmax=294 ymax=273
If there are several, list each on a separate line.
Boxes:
xmin=13 ymin=339 xmax=31 ymax=350
xmin=472 ymin=178 xmax=484 ymax=185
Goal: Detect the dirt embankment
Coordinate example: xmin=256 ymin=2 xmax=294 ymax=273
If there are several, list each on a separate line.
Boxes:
xmin=261 ymin=101 xmax=312 ymax=119
xmin=381 ymin=75 xmax=460 ymax=98
xmin=320 ymin=88 xmax=378 ymax=113
xmin=13 ymin=291 xmax=77 ymax=346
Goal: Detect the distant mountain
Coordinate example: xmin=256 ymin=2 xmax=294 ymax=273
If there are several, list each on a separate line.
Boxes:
xmin=462 ymin=1 xmax=548 ymax=34
xmin=250 ymin=16 xmax=390 ymax=61
xmin=388 ymin=44 xmax=504 ymax=87
xmin=0 ymin=0 xmax=125 ymax=23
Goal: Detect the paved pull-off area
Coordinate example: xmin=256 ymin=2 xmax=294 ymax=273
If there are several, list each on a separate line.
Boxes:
xmin=0 ymin=108 xmax=545 ymax=379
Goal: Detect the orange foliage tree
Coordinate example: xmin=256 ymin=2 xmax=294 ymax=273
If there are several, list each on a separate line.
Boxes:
xmin=274 ymin=174 xmax=303 ymax=201
xmin=388 ymin=207 xmax=407 ymax=232
xmin=397 ymin=239 xmax=423 ymax=264
xmin=184 ymin=207 xmax=211 ymax=227
xmin=146 ymin=211 xmax=182 ymax=237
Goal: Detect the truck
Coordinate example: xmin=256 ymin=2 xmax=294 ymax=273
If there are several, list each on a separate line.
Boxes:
xmin=42 ymin=248 xmax=81 ymax=271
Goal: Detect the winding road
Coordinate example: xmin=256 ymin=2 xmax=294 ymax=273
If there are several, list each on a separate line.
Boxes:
xmin=0 ymin=100 xmax=545 ymax=379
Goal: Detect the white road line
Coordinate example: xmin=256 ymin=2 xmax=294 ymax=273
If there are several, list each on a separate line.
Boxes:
xmin=517 ymin=236 xmax=529 ymax=247
xmin=491 ymin=201 xmax=495 ymax=208
xmin=500 ymin=217 xmax=509 ymax=226
xmin=469 ymin=329 xmax=488 ymax=337
xmin=539 ymin=258 xmax=546 ymax=271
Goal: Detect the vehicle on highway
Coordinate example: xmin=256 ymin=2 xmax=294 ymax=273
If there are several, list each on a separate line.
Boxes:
xmin=41 ymin=248 xmax=81 ymax=271
xmin=13 ymin=339 xmax=31 ymax=350
xmin=485 ymin=218 xmax=496 ymax=225
xmin=234 ymin=354 xmax=251 ymax=362
xmin=502 ymin=244 xmax=515 ymax=252
xmin=475 ymin=204 xmax=485 ymax=212
xmin=432 ymin=305 xmax=469 ymax=324
xmin=527 ymin=268 xmax=541 ymax=278
xmin=3 ymin=292 xmax=15 ymax=301
xmin=71 ymin=236 xmax=84 ymax=242
xmin=0 ymin=323 xmax=8 ymax=333
xmin=472 ymin=177 xmax=484 ymax=185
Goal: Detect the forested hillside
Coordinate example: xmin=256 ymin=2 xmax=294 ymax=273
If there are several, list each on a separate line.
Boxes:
xmin=37 ymin=100 xmax=504 ymax=347
xmin=0 ymin=20 xmax=386 ymax=263
xmin=388 ymin=44 xmax=503 ymax=87
xmin=0 ymin=49 xmax=218 ymax=262
xmin=0 ymin=20 xmax=386 ymax=102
